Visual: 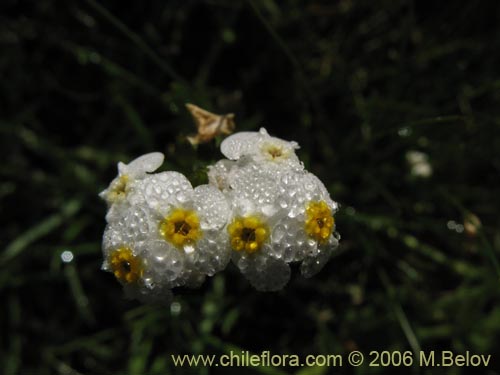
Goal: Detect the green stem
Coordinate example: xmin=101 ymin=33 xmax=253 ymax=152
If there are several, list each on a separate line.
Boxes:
xmin=84 ymin=0 xmax=187 ymax=85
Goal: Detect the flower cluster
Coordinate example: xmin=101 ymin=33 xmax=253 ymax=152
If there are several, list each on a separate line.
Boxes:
xmin=100 ymin=128 xmax=339 ymax=303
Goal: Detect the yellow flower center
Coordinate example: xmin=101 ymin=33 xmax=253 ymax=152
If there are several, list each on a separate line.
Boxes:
xmin=109 ymin=247 xmax=143 ymax=284
xmin=228 ymin=216 xmax=269 ymax=254
xmin=305 ymin=201 xmax=334 ymax=244
xmin=159 ymin=208 xmax=202 ymax=248
xmin=261 ymin=143 xmax=289 ymax=161
xmin=107 ymin=174 xmax=129 ymax=202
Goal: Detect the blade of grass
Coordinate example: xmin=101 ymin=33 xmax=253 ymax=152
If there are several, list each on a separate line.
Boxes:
xmin=84 ymin=0 xmax=187 ymax=85
xmin=62 ymin=42 xmax=162 ymax=97
xmin=378 ymin=269 xmax=422 ymax=358
xmin=247 ymin=0 xmax=322 ymax=119
xmin=373 ymin=115 xmax=465 ymax=141
xmin=64 ymin=263 xmax=96 ymax=325
xmin=2 ymin=200 xmax=81 ymax=265
xmin=438 ymin=187 xmax=500 ymax=279
xmin=4 ymin=296 xmax=21 ymax=375
xmin=351 ymin=211 xmax=479 ymax=276
xmin=113 ymin=93 xmax=154 ymax=149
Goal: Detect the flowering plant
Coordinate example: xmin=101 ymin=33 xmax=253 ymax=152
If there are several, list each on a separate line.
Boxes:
xmin=100 ymin=128 xmax=339 ymax=302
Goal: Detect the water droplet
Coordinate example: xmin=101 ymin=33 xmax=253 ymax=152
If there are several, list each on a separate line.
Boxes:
xmin=184 ymin=244 xmax=195 ymax=254
xmin=272 ymin=225 xmax=286 ymax=242
xmin=238 ymin=257 xmax=248 ymax=270
xmin=398 ymin=127 xmax=412 ymax=137
xmin=176 ymin=191 xmax=189 ymax=203
xmin=345 ymin=206 xmax=356 ymax=216
xmin=170 ymin=302 xmax=181 ymax=315
xmin=61 ymin=250 xmax=74 ymax=263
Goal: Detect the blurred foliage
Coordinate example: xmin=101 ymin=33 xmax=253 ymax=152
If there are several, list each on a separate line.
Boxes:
xmin=1 ymin=0 xmax=500 ymax=374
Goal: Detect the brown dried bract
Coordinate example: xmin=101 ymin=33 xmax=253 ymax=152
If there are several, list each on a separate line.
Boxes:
xmin=186 ymin=103 xmax=235 ymax=145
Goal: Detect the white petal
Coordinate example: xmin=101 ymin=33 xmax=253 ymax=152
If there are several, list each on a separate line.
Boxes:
xmin=98 ymin=188 xmax=108 ymax=200
xmin=226 ymin=163 xmax=282 ymax=214
xmin=221 ymin=128 xmax=301 ymax=169
xmin=302 ymin=173 xmax=336 ymax=210
xmin=102 ymin=224 xmax=124 ymax=256
xmin=102 ymin=203 xmax=158 ymax=255
xmin=138 ymin=240 xmax=186 ymax=287
xmin=132 ymin=171 xmax=192 ymax=212
xmin=192 ymin=184 xmax=230 ymax=230
xmin=104 ymin=201 xmax=130 ymax=223
xmin=300 ymin=237 xmax=339 ymax=278
xmin=269 ymin=218 xmax=313 ymax=262
xmin=220 ymin=131 xmax=263 ymax=160
xmin=276 ymin=170 xmax=337 ymax=216
xmin=124 ymin=205 xmax=158 ymax=242
xmin=228 ymin=195 xmax=257 ymax=216
xmin=117 ymin=161 xmax=127 ymax=175
xmin=122 ymin=152 xmax=165 ymax=177
xmin=258 ymin=127 xmax=269 ymax=136
xmin=193 ymin=232 xmax=231 ymax=276
xmin=241 ymin=253 xmax=291 ymax=291
xmin=207 ymin=159 xmax=236 ymax=191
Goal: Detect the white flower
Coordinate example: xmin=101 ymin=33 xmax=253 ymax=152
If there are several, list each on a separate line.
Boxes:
xmin=406 ymin=150 xmax=432 ymax=178
xmin=101 ymin=166 xmax=231 ymax=303
xmin=99 ymin=152 xmax=165 ymax=221
xmin=100 ymin=130 xmax=341 ymax=298
xmin=207 ymin=159 xmax=237 ymax=191
xmin=101 ymin=205 xmax=176 ymax=304
xmin=220 ymin=127 xmax=303 ymax=171
xmin=219 ymin=159 xmax=339 ymax=291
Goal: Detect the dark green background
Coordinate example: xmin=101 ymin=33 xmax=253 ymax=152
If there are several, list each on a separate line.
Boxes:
xmin=2 ymin=1 xmax=500 ymax=374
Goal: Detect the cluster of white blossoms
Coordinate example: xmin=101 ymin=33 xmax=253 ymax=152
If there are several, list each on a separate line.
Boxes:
xmin=100 ymin=128 xmax=339 ymax=303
